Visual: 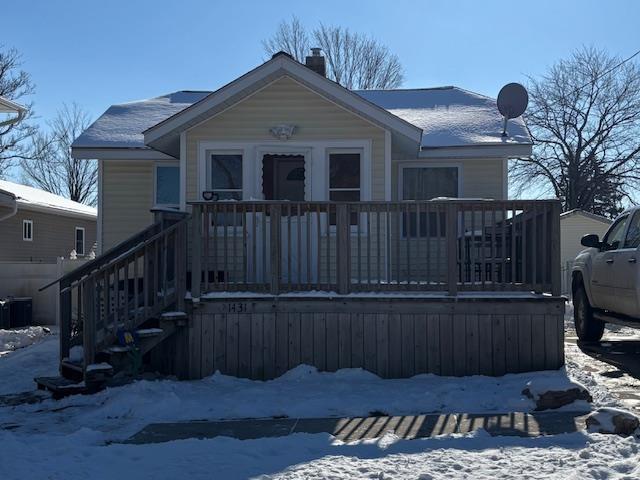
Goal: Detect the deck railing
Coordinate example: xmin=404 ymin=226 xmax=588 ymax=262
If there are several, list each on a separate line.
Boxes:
xmin=55 ymin=214 xmax=188 ymax=373
xmin=188 ymin=199 xmax=562 ymax=297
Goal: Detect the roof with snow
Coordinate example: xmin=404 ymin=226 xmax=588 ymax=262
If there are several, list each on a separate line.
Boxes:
xmin=73 ymin=86 xmax=531 ymax=151
xmin=560 ymin=209 xmax=612 ymax=224
xmin=72 ymin=91 xmax=210 ymax=149
xmin=0 ymin=180 xmax=97 ymax=219
xmin=355 ymin=87 xmax=531 ymax=148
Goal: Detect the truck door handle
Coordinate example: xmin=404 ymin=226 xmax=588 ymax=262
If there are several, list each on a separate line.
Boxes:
xmin=606 ymin=259 xmax=614 ymax=264
xmin=629 ymin=258 xmax=637 ymax=263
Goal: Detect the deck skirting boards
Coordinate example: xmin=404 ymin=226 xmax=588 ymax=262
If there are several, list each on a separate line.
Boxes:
xmin=151 ymin=296 xmax=565 ymax=380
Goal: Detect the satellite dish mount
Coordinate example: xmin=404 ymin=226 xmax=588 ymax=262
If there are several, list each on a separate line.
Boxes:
xmin=497 ymin=83 xmax=529 ymax=137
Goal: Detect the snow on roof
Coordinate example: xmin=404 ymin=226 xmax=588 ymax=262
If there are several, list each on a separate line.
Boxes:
xmin=0 ymin=180 xmax=97 ymax=218
xmin=355 ymin=87 xmax=532 ymax=148
xmin=72 ymin=91 xmax=211 ymax=149
xmin=560 ymin=209 xmax=612 ymax=224
xmin=74 ymin=86 xmax=532 ymax=150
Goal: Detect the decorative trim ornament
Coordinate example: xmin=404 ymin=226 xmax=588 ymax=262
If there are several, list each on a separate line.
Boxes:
xmin=270 ymin=124 xmax=296 ymax=141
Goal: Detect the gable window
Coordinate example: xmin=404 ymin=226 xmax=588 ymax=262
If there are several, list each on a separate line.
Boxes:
xmin=23 ymin=219 xmax=33 ymax=241
xmin=400 ymin=165 xmax=460 ymax=237
xmin=329 ymin=151 xmax=361 ymax=225
xmin=75 ymin=227 xmax=85 ymax=256
xmin=155 ymin=164 xmax=180 ymax=207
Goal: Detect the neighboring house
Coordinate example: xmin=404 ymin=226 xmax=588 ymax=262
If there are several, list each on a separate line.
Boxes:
xmin=560 ymin=209 xmax=612 ymax=266
xmin=0 ymin=180 xmax=97 ymax=262
xmin=41 ymin=50 xmax=564 ymax=394
xmin=0 ymin=95 xmax=25 ymax=127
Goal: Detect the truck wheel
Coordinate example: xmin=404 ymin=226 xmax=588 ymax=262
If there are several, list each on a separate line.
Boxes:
xmin=574 ymin=284 xmax=604 ymax=342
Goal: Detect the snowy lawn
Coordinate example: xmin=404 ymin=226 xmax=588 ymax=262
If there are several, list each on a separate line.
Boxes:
xmin=0 ymin=326 xmax=51 ymax=356
xmin=0 ymin=306 xmax=639 ymax=479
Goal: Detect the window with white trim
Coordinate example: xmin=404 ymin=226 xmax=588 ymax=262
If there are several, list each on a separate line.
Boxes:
xmin=155 ymin=164 xmax=180 ymax=207
xmin=23 ymin=219 xmax=33 ymax=241
xmin=329 ymin=151 xmax=361 ymax=225
xmin=401 ymin=166 xmax=459 ymax=237
xmin=75 ymin=227 xmax=85 ymax=256
xmin=207 ymin=152 xmax=243 ymax=227
xmin=208 ymin=152 xmax=243 ymax=200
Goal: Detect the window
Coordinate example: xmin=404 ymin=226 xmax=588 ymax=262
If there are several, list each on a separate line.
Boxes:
xmin=603 ymin=214 xmax=629 ymax=250
xmin=625 ymin=212 xmax=640 ymax=249
xmin=208 ymin=152 xmax=243 ymax=200
xmin=402 ymin=166 xmax=459 ymax=200
xmin=401 ymin=166 xmax=459 ymax=237
xmin=329 ymin=152 xmax=360 ymax=225
xmin=207 ymin=152 xmax=243 ymax=227
xmin=75 ymin=227 xmax=85 ymax=256
xmin=155 ymin=164 xmax=180 ymax=207
xmin=22 ymin=220 xmax=33 ymax=241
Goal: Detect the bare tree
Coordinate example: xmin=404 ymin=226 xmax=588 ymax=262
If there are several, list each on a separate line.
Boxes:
xmin=0 ymin=46 xmax=37 ymax=178
xmin=512 ymin=47 xmax=640 ymax=218
xmin=263 ymin=17 xmax=404 ymax=89
xmin=22 ymin=103 xmax=97 ymax=205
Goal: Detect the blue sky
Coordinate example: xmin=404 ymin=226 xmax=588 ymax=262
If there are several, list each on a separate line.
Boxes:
xmin=5 ymin=0 xmax=640 ymax=129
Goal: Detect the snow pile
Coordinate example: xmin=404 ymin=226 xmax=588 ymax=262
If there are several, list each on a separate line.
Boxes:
xmin=0 ymin=326 xmax=50 ymax=356
xmin=586 ymin=407 xmax=640 ymax=436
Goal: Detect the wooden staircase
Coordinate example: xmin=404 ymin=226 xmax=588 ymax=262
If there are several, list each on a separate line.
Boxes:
xmin=36 ymin=212 xmax=190 ymax=398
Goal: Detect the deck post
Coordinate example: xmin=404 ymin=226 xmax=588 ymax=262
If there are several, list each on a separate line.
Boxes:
xmin=191 ymin=204 xmax=202 ymax=300
xmin=550 ymin=201 xmax=562 ymax=296
xmin=176 ymin=221 xmax=187 ymax=311
xmin=446 ymin=203 xmax=458 ymax=296
xmin=336 ymin=204 xmax=351 ymax=294
xmin=59 ymin=278 xmax=71 ymax=364
xmin=270 ymin=205 xmax=281 ymax=295
xmin=82 ymin=278 xmax=96 ymax=372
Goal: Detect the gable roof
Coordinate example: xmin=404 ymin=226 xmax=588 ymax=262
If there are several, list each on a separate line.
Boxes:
xmin=355 ymin=87 xmax=531 ymax=148
xmin=143 ymin=52 xmax=423 ymax=156
xmin=0 ymin=180 xmax=97 ymax=219
xmin=72 ymin=55 xmax=532 ymax=158
xmin=560 ymin=209 xmax=612 ymax=225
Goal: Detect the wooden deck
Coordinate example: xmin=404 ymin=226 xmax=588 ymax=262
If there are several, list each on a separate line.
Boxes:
xmin=153 ymin=293 xmax=565 ymax=380
xmin=50 ymin=199 xmax=565 ymax=383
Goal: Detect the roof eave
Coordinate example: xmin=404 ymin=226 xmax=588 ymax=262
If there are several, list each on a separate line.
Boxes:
xmin=419 ymin=143 xmax=533 ymax=159
xmin=71 ymin=146 xmax=177 ymax=160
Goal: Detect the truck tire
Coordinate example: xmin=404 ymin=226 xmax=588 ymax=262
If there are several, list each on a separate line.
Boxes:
xmin=574 ymin=284 xmax=604 ymax=342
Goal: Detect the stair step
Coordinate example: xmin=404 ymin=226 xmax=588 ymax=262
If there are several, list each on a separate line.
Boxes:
xmin=161 ymin=311 xmax=187 ymax=320
xmin=136 ymin=327 xmax=163 ymax=338
xmin=35 ymin=376 xmax=89 ymax=399
xmin=60 ymin=359 xmax=83 ymax=372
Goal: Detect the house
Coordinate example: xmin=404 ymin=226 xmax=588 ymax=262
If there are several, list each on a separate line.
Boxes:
xmin=560 ymin=209 xmax=612 ymax=267
xmin=0 ymin=180 xmax=97 ymax=262
xmin=41 ymin=50 xmax=564 ymax=393
xmin=0 ymin=180 xmax=97 ymax=326
xmin=0 ymin=95 xmax=25 ymax=127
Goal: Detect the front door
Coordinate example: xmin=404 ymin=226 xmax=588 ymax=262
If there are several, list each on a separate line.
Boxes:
xmin=253 ymin=154 xmax=316 ymax=285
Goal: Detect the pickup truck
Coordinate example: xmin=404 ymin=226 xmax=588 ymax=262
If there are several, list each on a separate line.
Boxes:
xmin=572 ymin=207 xmax=640 ymax=341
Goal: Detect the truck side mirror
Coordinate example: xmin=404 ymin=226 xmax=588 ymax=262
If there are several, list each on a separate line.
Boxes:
xmin=581 ymin=233 xmax=601 ymax=248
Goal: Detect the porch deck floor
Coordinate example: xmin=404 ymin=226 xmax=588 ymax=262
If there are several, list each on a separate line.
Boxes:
xmin=125 ymin=411 xmax=587 ymax=445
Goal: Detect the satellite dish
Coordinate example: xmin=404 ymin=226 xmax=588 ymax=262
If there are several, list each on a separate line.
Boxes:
xmin=497 ymin=83 xmax=528 ymax=137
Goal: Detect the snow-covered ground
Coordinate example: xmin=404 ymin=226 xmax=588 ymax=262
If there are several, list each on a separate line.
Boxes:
xmin=0 ymin=326 xmax=52 ymax=356
xmin=1 ymin=308 xmax=639 ymax=479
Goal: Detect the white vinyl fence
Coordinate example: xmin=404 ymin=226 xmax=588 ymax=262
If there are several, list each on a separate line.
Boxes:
xmin=0 ymin=258 xmax=89 ymax=325
xmin=561 ymin=260 xmax=574 ymax=299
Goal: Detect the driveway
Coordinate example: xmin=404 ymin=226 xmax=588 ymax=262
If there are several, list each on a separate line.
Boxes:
xmin=566 ymin=316 xmax=640 ymax=413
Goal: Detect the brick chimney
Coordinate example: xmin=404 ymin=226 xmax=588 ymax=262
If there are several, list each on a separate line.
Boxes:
xmin=305 ymin=48 xmax=326 ymax=77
